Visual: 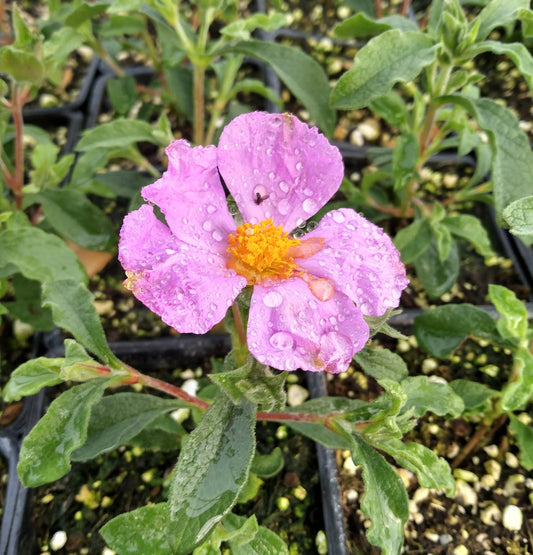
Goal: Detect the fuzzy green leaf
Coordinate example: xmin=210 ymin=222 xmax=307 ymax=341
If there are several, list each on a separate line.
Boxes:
xmin=18 ymin=380 xmax=110 ymax=486
xmin=330 ymin=30 xmax=436 ymax=110
xmin=77 ymin=118 xmax=159 ymax=151
xmin=100 ymin=503 xmax=173 ymax=554
xmin=222 ymin=40 xmax=336 ymax=136
xmin=394 ymin=218 xmax=432 ymax=264
xmin=339 ymin=426 xmax=408 ymax=554
xmin=502 ymin=196 xmax=533 ymax=243
xmin=488 ymin=284 xmax=529 ymax=342
xmin=354 ymin=347 xmax=409 ymax=382
xmin=414 ymin=304 xmax=500 ymax=358
xmin=442 ymin=214 xmax=494 ymax=258
xmin=401 ymin=376 xmax=464 ymax=418
xmin=470 ymin=0 xmax=529 ymax=41
xmin=0 ymin=227 xmax=87 ymax=284
xmin=449 ymin=379 xmax=497 ymax=413
xmin=42 ymin=280 xmax=117 ymax=365
xmin=501 ymin=347 xmax=533 ymax=411
xmin=334 ymin=13 xmax=418 ymax=39
xmin=376 ymin=438 xmax=455 ymax=496
xmin=3 ymin=357 xmax=63 ymax=402
xmin=31 ymin=189 xmax=115 ymax=251
xmin=168 ymin=394 xmax=256 ymax=554
xmin=72 ymin=393 xmax=186 ymax=461
xmin=509 ymin=415 xmax=533 ymax=470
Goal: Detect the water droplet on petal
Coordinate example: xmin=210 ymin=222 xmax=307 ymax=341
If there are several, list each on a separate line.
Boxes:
xmin=279 ymin=181 xmax=289 ymax=193
xmin=303 ymin=198 xmax=317 ymax=214
xmin=295 ymin=162 xmax=303 ymax=171
xmin=203 ymin=221 xmax=213 ymax=231
xmin=212 ymin=230 xmax=223 ymax=241
xmin=206 ymin=204 xmax=216 ymax=214
xmin=278 ymin=199 xmax=291 ymax=215
xmin=309 ymin=278 xmax=335 ymax=302
xmin=269 ymin=331 xmax=294 ymax=350
xmin=333 ymin=211 xmax=345 ymax=223
xmin=268 ymin=171 xmax=276 ymax=180
xmin=263 ymin=290 xmax=283 ymax=307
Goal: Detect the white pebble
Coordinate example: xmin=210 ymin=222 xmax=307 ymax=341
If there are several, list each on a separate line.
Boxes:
xmin=453 ymin=546 xmax=469 ymax=555
xmin=480 ymin=503 xmax=501 ymax=525
xmin=50 ymin=531 xmax=67 ymax=551
xmin=343 ymin=456 xmax=358 ymax=475
xmin=287 ymin=384 xmax=309 ymax=406
xmin=502 ymin=505 xmax=523 ymax=531
xmin=505 ymin=452 xmax=519 ymax=468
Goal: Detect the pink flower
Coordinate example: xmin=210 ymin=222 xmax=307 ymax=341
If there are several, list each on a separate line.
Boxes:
xmin=119 ymin=112 xmax=408 ymax=374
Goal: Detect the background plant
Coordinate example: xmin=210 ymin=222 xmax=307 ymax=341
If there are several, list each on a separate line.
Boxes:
xmin=414 ymin=284 xmax=533 ymax=470
xmin=330 ymin=0 xmax=533 ymax=298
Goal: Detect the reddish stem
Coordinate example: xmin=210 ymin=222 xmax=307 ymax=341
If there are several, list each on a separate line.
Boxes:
xmin=375 ymin=0 xmax=382 ymax=18
xmin=10 ymin=86 xmax=29 ymax=210
xmin=137 ymin=372 xmax=211 ymax=410
xmin=400 ymin=0 xmax=412 ymax=17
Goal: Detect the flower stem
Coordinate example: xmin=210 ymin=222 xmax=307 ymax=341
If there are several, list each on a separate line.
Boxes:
xmin=231 ymin=303 xmax=247 ymax=348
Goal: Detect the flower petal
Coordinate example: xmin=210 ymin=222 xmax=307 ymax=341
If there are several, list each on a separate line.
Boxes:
xmin=142 ymin=140 xmax=236 ymax=254
xmin=248 ymin=277 xmax=368 ymax=373
xmin=296 ymin=208 xmax=409 ymax=316
xmin=118 ymin=205 xmax=246 ymax=334
xmin=119 ymin=204 xmax=178 ymax=271
xmin=217 ymin=112 xmax=343 ymax=232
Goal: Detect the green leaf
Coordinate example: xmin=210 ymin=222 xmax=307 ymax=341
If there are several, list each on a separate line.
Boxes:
xmin=72 ymin=393 xmax=186 ymax=461
xmin=488 ymin=284 xmax=529 ymax=342
xmin=32 ymin=189 xmax=115 ymax=251
xmin=369 ymin=92 xmax=410 ymax=131
xmin=18 ymin=379 xmax=110 ymax=487
xmin=209 ymin=359 xmax=287 ymax=412
xmin=401 ymin=376 xmax=464 ymax=418
xmin=0 ymin=47 xmax=44 ymax=84
xmin=100 ymin=503 xmax=173 ymax=555
xmin=164 ymin=65 xmax=194 ymax=121
xmin=338 ymin=426 xmax=408 ymax=554
xmin=222 ymin=40 xmax=336 ymax=136
xmin=0 ymin=227 xmax=87 ymax=284
xmin=128 ymin=413 xmax=185 ymax=452
xmin=501 ymin=347 xmax=533 ymax=411
xmin=334 ymin=13 xmax=418 ymax=39
xmin=168 ymin=394 xmax=256 ymax=554
xmin=470 ymin=0 xmax=529 ymax=41
xmin=502 ymin=196 xmax=533 ymax=242
xmin=433 ymin=221 xmax=453 ymax=263
xmin=449 ymin=379 xmax=496 ymax=413
xmin=251 ymin=447 xmax=284 ymax=478
xmin=375 ymin=438 xmax=455 ymax=496
xmin=354 ymin=347 xmax=409 ymax=382
xmin=3 ymin=357 xmax=63 ymax=402
xmin=76 ymin=119 xmax=159 ymax=151
xmin=42 ymin=280 xmax=117 ymax=365
xmin=12 ymin=4 xmax=34 ymax=46
xmin=509 ymin=415 xmax=533 ymax=470
xmin=3 ymin=274 xmax=54 ymax=330
xmin=437 ymin=95 xmax=533 ymax=222
xmin=394 ymin=218 xmax=432 ymax=264
xmin=220 ymin=13 xmax=286 ymax=40
xmin=91 ymin=170 xmax=154 ymax=199
xmin=469 ymin=41 xmax=533 ymax=95
xmin=106 ymin=75 xmax=138 ymax=116
xmin=442 ymin=214 xmax=494 ymax=258
xmin=414 ymin=304 xmax=500 ymax=358
xmin=392 ymin=132 xmax=418 ymax=190
xmin=225 ymin=513 xmax=289 ymax=554
xmin=330 ymin=30 xmax=436 ymax=110
xmin=413 ymin=234 xmax=459 ymax=298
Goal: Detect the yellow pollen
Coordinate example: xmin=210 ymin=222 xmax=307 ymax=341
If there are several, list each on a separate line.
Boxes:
xmin=227 ymin=219 xmax=300 ymax=284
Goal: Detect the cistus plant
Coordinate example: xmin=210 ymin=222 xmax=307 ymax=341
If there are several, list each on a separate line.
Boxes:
xmin=414 ymin=284 xmax=533 ymax=471
xmin=55 ymin=0 xmax=335 ymax=147
xmin=0 ymin=5 xmax=115 ymax=336
xmin=330 ymin=0 xmax=533 ymax=298
xmin=4 ymin=113 xmax=464 ymax=555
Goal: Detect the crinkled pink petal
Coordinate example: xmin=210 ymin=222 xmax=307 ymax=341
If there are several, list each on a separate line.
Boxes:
xmin=296 ymin=208 xmax=409 ymax=316
xmin=119 ymin=204 xmax=179 ymax=271
xmin=141 ymin=140 xmax=236 ymax=254
xmin=248 ymin=277 xmax=369 ymax=373
xmin=217 ymin=112 xmax=343 ymax=232
xmin=119 ymin=204 xmax=247 ymax=334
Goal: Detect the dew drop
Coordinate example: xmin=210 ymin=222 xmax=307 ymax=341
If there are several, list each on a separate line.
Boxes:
xmin=212 ymin=230 xmax=223 ymax=241
xmin=278 ymin=199 xmax=291 ymax=215
xmin=268 ymin=171 xmax=276 ymax=180
xmin=206 ymin=204 xmax=216 ymax=214
xmin=269 ymin=331 xmax=294 ymax=350
xmin=262 ymin=290 xmax=283 ymax=307
xmin=302 ymin=198 xmax=317 ymax=214
xmin=203 ymin=221 xmax=213 ymax=231
xmin=295 ymin=162 xmax=303 ymax=171
xmin=333 ymin=211 xmax=345 ymax=224
xmin=279 ymin=181 xmax=289 ymax=193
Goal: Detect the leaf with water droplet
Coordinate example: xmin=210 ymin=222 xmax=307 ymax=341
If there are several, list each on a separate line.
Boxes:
xmin=168 ymin=393 xmax=256 ymax=554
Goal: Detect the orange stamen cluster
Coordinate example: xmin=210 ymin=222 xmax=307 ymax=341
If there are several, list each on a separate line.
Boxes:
xmin=227 ymin=219 xmax=300 ymax=284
